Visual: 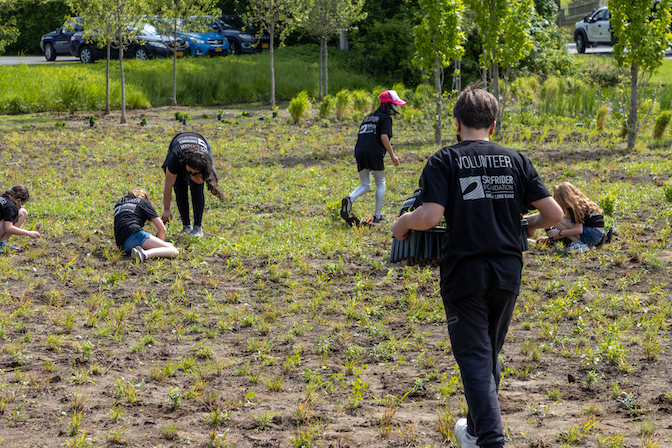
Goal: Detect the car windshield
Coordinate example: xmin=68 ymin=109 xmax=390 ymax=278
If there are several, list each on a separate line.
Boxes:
xmin=224 ymin=16 xmax=247 ymax=30
xmin=140 ymin=23 xmax=159 ymax=36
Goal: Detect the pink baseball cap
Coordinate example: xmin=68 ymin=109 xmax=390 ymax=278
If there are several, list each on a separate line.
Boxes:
xmin=379 ymin=90 xmax=406 ymax=105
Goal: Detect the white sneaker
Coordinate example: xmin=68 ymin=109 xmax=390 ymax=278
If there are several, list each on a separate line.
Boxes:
xmin=454 ymin=418 xmax=478 ymax=448
xmin=190 ymin=226 xmax=204 ymax=238
xmin=566 ymin=240 xmax=590 ymax=253
xmin=177 ymin=225 xmax=193 ymax=237
xmin=131 ymin=246 xmax=148 ymax=262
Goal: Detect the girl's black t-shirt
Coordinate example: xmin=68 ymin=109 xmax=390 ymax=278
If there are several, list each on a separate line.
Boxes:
xmin=569 ymin=209 xmax=605 ymax=228
xmin=113 ymin=195 xmax=159 ymax=247
xmin=0 ymin=194 xmax=19 ymax=223
xmin=420 ymin=140 xmax=551 ymax=302
xmin=162 ymin=132 xmax=215 ymax=184
xmin=354 ymin=110 xmax=393 ymax=171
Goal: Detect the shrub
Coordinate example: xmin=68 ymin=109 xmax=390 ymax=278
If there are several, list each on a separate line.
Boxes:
xmin=599 ymin=195 xmax=616 ymax=215
xmin=288 ymin=91 xmax=311 ymax=124
xmin=596 ymin=104 xmax=610 ymax=131
xmin=318 ymin=94 xmax=335 ymax=119
xmin=335 ymin=90 xmax=351 ymax=119
xmin=653 ymin=110 xmax=672 ymax=139
xmin=664 ymin=183 xmax=672 ymax=204
xmin=351 ymin=89 xmax=371 ymax=113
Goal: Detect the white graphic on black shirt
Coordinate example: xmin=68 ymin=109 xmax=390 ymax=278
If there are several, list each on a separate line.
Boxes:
xmin=460 ymin=176 xmax=485 ymax=200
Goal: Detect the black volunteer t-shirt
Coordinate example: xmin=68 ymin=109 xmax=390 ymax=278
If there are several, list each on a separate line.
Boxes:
xmin=420 ymin=140 xmax=551 ymax=301
xmin=354 ymin=110 xmax=393 ymax=171
xmin=162 ymin=132 xmax=215 ymax=184
xmin=114 ymin=195 xmax=159 ymax=247
xmin=0 ymin=194 xmax=19 ymax=223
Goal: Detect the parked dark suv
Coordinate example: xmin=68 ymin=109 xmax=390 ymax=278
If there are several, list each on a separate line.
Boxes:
xmin=219 ymin=15 xmax=270 ymax=53
xmin=69 ymin=23 xmax=175 ymax=63
xmin=204 ymin=16 xmax=258 ymax=54
xmin=40 ymin=18 xmax=83 ymax=61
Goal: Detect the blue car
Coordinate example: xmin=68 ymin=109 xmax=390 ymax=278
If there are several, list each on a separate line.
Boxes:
xmin=182 ymin=31 xmax=231 ymax=56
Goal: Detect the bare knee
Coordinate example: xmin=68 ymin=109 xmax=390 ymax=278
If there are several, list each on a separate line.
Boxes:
xmin=17 ymin=208 xmax=28 ymax=227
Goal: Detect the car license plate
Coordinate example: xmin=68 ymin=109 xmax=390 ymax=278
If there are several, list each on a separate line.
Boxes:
xmin=262 ymin=43 xmax=269 ymax=49
xmin=176 ymin=51 xmax=183 ymax=57
xmin=215 ymin=47 xmax=222 ymax=51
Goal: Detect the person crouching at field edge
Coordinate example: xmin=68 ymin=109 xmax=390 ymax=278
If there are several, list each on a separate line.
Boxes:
xmin=392 ymin=85 xmax=563 ymax=448
xmin=0 ymin=185 xmax=41 ymax=251
xmin=114 ymin=188 xmax=179 ymax=262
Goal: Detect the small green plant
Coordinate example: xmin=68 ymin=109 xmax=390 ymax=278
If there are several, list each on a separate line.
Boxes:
xmin=162 ymin=422 xmax=179 ymax=440
xmin=288 ymin=91 xmax=311 ymax=124
xmin=169 ymin=387 xmax=182 ymax=409
xmin=88 ymin=115 xmax=97 ymax=127
xmin=254 ymin=410 xmax=280 ymax=430
xmin=104 ymin=428 xmax=127 ymax=444
xmin=206 ymin=406 xmax=231 ymax=426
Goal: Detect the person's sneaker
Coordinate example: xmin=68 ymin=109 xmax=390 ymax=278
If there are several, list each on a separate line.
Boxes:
xmin=454 ymin=418 xmax=478 ymax=448
xmin=368 ymin=216 xmax=388 ymax=226
xmin=131 ymin=246 xmax=148 ymax=262
xmin=177 ymin=225 xmax=193 ymax=237
xmin=340 ymin=197 xmax=352 ymax=221
xmin=190 ymin=226 xmax=204 ymax=238
xmin=566 ymin=240 xmax=590 ymax=253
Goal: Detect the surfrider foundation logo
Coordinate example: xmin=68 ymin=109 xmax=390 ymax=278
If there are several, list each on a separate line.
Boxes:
xmin=459 ymin=176 xmax=485 ymax=200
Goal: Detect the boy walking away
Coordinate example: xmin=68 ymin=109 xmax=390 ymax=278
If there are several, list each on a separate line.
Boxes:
xmin=341 ymin=89 xmax=405 ymax=227
xmin=392 ymin=85 xmax=563 ymax=448
xmin=115 ymin=188 xmax=179 ymax=262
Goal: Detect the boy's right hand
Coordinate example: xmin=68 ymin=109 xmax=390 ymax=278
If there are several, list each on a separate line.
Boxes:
xmin=391 ymin=155 xmax=400 ymax=166
xmin=29 ymin=231 xmax=40 ymax=239
xmin=162 ymin=210 xmax=173 ymax=224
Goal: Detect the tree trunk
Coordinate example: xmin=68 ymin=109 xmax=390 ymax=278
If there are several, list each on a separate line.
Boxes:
xmin=269 ymin=23 xmax=276 ymax=109
xmin=627 ymin=64 xmax=638 ymax=150
xmin=105 ymin=42 xmax=111 ymax=115
xmin=120 ymin=43 xmax=126 ymax=124
xmin=434 ymin=56 xmax=442 ymax=145
xmin=172 ymin=21 xmax=178 ymax=107
xmin=318 ymin=37 xmax=323 ymax=100
xmin=492 ymin=62 xmax=502 ymax=135
xmin=324 ymin=41 xmax=328 ymax=97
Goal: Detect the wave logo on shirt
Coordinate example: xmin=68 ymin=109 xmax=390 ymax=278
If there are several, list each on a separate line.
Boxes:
xmin=459 ymin=176 xmax=485 ymax=200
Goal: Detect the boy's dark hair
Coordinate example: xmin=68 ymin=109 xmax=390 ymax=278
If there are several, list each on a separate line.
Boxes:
xmin=453 ymin=84 xmax=499 ymax=129
xmin=377 ymin=102 xmax=399 ymax=116
xmin=178 ymin=147 xmax=226 ymax=202
xmin=4 ymin=185 xmax=30 ymax=205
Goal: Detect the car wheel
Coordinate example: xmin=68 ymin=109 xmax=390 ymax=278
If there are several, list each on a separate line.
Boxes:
xmin=135 ymin=46 xmax=149 ymax=60
xmin=79 ymin=45 xmax=95 ymax=63
xmin=228 ymin=39 xmax=239 ymax=55
xmin=44 ymin=43 xmax=57 ymax=61
xmin=575 ymin=33 xmax=586 ymax=54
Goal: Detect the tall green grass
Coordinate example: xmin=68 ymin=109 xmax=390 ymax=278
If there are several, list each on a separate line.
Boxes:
xmin=0 ymin=47 xmax=377 ymax=114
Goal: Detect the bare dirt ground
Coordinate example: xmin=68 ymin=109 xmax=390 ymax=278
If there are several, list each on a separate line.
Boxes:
xmin=1 ymin=111 xmax=671 ymax=448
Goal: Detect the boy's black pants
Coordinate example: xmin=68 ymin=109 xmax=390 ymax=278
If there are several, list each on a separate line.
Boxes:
xmin=443 ymin=288 xmax=517 ymax=448
xmin=174 ymin=177 xmax=205 ymax=227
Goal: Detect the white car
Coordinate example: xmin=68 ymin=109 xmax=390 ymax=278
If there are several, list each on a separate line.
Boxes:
xmin=574 ymin=7 xmax=614 ymax=54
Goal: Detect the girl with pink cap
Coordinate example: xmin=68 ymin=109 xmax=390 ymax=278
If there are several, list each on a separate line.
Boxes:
xmin=340 ymin=89 xmax=406 ymax=227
